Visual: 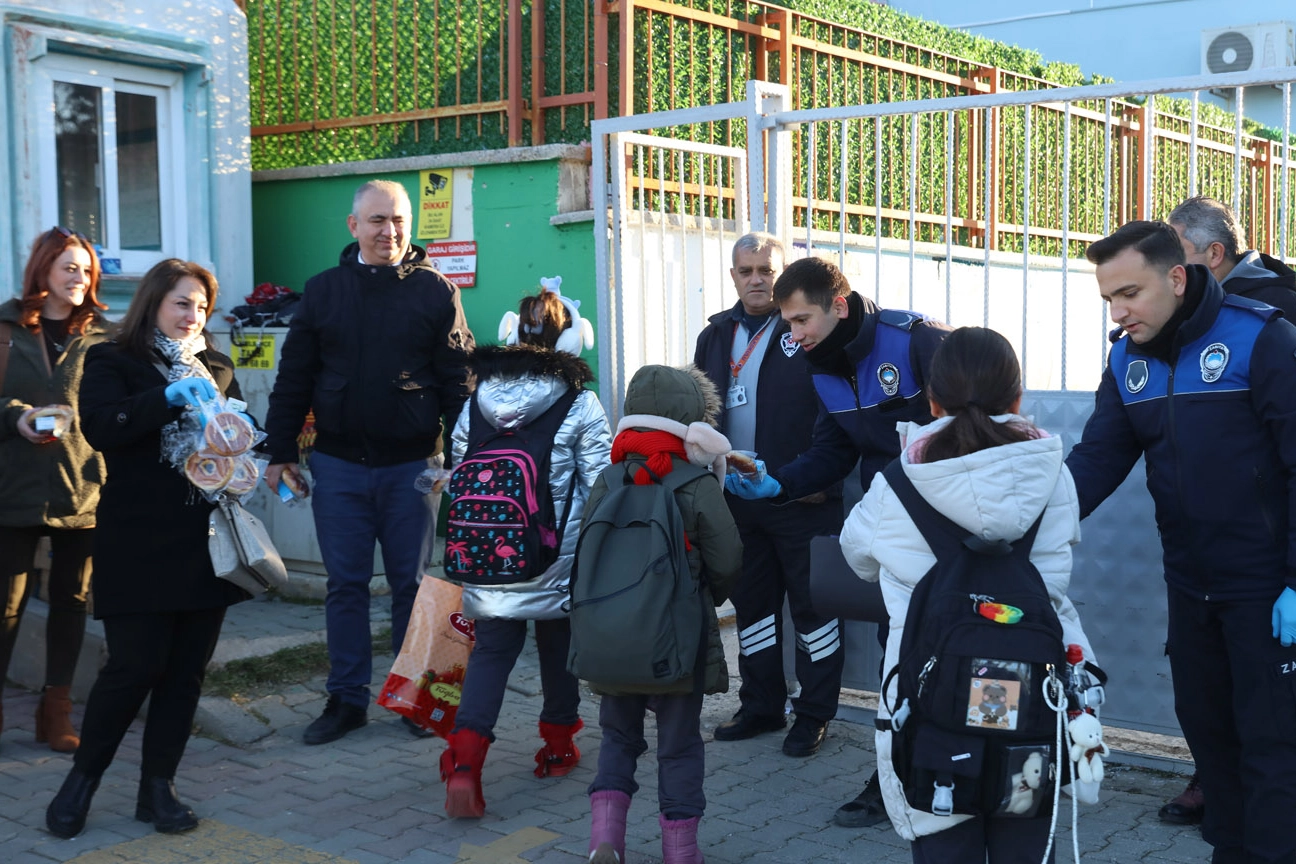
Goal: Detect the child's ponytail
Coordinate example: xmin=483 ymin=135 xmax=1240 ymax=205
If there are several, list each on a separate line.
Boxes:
xmin=919 ymin=327 xmax=1037 ymax=463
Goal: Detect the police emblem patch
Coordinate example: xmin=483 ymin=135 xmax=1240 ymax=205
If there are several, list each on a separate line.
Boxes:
xmin=780 ymin=332 xmax=799 ymax=358
xmin=1200 ymin=342 xmax=1229 ymax=383
xmin=878 ymin=363 xmax=900 ymax=396
xmin=1125 ymin=359 xmax=1149 ymax=394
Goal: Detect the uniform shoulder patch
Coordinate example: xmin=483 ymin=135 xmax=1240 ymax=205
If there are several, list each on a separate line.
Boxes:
xmin=878 ymin=309 xmax=921 ymax=330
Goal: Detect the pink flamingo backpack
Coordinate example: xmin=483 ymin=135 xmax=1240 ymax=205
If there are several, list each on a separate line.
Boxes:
xmin=443 ymin=386 xmax=580 ymax=585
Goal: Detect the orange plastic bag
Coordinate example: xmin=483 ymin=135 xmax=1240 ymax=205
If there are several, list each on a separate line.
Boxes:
xmin=378 ymin=576 xmax=475 ymax=738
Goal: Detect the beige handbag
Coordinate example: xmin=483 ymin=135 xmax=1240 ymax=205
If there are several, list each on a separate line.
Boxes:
xmin=208 ymin=500 xmax=288 ymax=596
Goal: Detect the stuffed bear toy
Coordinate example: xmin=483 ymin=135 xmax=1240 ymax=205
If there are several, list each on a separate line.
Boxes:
xmin=1006 ymin=750 xmax=1046 ymax=814
xmin=1068 ymin=712 xmax=1109 ymax=784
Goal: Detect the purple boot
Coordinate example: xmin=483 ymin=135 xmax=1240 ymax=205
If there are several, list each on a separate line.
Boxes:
xmin=660 ymin=813 xmax=704 ymax=864
xmin=589 ymin=790 xmax=630 ymax=863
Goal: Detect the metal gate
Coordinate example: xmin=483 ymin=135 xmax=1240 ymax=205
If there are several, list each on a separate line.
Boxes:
xmin=592 ymin=68 xmax=1296 ymax=735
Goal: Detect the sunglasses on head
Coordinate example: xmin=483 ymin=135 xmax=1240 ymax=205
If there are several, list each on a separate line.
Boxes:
xmin=52 ymin=226 xmax=89 ymax=243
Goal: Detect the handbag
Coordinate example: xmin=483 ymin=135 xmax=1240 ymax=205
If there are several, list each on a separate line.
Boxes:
xmin=208 ymin=499 xmax=289 ymax=596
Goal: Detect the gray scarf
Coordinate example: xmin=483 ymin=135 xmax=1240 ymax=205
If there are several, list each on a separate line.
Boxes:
xmin=153 ymin=328 xmax=217 ymax=474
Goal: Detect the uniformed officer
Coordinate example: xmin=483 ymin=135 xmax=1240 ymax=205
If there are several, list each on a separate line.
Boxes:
xmin=694 ymin=233 xmax=846 ymax=759
xmin=1067 ymin=220 xmax=1296 ymax=864
xmin=728 ymin=254 xmax=950 ymax=827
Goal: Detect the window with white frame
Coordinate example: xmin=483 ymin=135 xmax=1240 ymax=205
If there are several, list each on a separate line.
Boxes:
xmin=35 ymin=53 xmax=187 ymax=274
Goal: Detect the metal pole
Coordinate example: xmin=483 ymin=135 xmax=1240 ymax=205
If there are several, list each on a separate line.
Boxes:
xmin=839 ymin=120 xmax=848 ymax=267
xmin=1234 ymin=86 xmax=1244 ymax=216
xmin=1189 ymin=91 xmax=1199 ymax=198
xmin=1283 ymin=83 xmax=1292 ymax=262
xmin=875 ymin=116 xmax=883 ymax=302
xmin=983 ymin=107 xmax=992 ymax=327
xmin=909 ymin=112 xmax=918 ymax=312
xmin=945 ymin=110 xmax=955 ymax=325
xmin=1061 ymin=102 xmax=1071 ymax=392
xmin=806 ymin=125 xmax=816 ymax=255
xmin=1102 ymin=98 xmax=1113 ymax=374
xmin=1022 ymin=104 xmax=1031 ymax=387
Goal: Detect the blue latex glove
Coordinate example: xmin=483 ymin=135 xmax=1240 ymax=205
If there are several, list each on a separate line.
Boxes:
xmin=164 ymin=377 xmax=217 ymax=408
xmin=1273 ymin=587 xmax=1296 ymax=647
xmin=725 ymin=461 xmax=782 ymax=499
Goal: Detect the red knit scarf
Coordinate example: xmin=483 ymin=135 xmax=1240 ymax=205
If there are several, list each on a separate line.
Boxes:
xmin=611 ymin=429 xmax=687 ymax=482
xmin=610 ymin=429 xmax=692 ymax=549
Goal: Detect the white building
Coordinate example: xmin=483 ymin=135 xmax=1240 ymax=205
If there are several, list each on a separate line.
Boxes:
xmin=1 ymin=0 xmax=252 ymax=311
xmin=883 ymin=0 xmax=1293 ymax=131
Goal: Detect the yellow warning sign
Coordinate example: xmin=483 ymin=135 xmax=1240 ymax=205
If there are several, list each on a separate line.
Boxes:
xmin=233 ymin=334 xmax=276 ymax=370
xmin=418 ymin=169 xmax=453 ymax=240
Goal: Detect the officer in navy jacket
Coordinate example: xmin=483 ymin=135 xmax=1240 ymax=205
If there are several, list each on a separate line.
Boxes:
xmin=727 ymin=253 xmax=949 ymax=827
xmin=1065 ymin=220 xmax=1296 ymax=864
xmin=693 ymin=233 xmax=846 ymax=759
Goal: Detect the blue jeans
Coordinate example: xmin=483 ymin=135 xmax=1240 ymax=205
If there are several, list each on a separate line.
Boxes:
xmin=311 ymin=451 xmax=430 ymax=707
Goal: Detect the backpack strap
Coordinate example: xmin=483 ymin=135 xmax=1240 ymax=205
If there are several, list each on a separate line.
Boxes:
xmin=881 ymin=459 xmax=1044 ymax=562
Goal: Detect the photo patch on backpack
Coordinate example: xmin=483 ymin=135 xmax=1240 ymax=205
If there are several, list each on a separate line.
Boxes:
xmin=965 ymin=659 xmax=1031 ymax=732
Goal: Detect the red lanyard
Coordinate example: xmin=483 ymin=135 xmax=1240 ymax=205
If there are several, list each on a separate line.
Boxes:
xmin=729 ymin=318 xmax=773 ymax=379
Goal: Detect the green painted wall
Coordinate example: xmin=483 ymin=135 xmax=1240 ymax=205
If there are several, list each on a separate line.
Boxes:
xmin=249 ymin=160 xmax=598 ymax=378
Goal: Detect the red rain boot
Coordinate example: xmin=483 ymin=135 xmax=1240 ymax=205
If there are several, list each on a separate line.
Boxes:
xmin=440 ymin=728 xmax=490 ymax=818
xmin=534 ymin=718 xmax=583 ymax=778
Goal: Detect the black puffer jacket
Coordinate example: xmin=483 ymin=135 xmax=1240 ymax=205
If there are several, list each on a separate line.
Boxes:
xmin=264 ymin=243 xmax=475 ymax=467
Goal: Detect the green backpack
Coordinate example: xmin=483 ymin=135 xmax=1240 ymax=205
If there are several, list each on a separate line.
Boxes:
xmin=567 ymin=460 xmax=709 ymax=693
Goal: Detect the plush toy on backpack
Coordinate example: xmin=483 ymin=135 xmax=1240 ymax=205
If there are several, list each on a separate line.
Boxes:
xmin=1068 ymin=713 xmax=1109 ymax=784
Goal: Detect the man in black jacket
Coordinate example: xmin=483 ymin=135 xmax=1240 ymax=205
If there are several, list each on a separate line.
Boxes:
xmin=694 ymin=233 xmax=845 ymax=759
xmin=1067 ymin=221 xmax=1296 ymax=864
xmin=1169 ymin=195 xmax=1296 ymax=320
xmin=264 ymin=180 xmax=475 ymax=745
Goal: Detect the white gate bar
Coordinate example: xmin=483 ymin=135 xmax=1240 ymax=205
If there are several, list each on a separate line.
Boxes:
xmin=1234 ymin=87 xmax=1244 ymax=216
xmin=766 ymin=67 xmax=1296 ymax=127
xmin=1022 ymin=104 xmax=1032 ymax=386
xmin=1189 ymin=92 xmax=1199 ymax=198
xmin=1102 ymin=98 xmax=1113 ymax=373
xmin=944 ymin=109 xmax=954 ymax=325
xmin=1284 ymin=84 xmax=1292 ymax=262
xmin=983 ymin=107 xmax=992 ymax=327
xmin=593 ymin=131 xmax=613 ymax=418
xmin=1142 ymin=95 xmax=1155 ymax=226
xmin=806 ymin=125 xmax=816 ymax=255
xmin=1062 ymin=102 xmax=1072 ymax=391
xmin=874 ymin=116 xmax=883 ymax=302
xmin=838 ymin=120 xmax=848 ymax=266
xmin=908 ymin=111 xmax=918 ymax=311
xmin=657 ymin=146 xmax=667 ymax=363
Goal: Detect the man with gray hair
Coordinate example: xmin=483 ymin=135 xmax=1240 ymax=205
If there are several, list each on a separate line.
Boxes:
xmin=1168 ymin=195 xmax=1296 ymax=320
xmin=265 ymin=179 xmax=475 ymax=745
xmin=693 ymin=232 xmax=847 ymax=762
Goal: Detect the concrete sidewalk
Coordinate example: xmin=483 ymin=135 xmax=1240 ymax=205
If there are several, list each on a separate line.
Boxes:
xmin=0 ymin=593 xmax=1211 ymax=863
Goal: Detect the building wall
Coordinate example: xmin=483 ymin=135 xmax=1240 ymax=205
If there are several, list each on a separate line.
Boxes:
xmin=0 ymin=0 xmax=251 ymax=312
xmin=249 ymin=146 xmax=599 ymax=376
xmin=884 ymin=0 xmax=1293 ymax=130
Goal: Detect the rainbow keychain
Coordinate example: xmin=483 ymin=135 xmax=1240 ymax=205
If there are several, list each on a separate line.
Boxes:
xmin=970 ymin=594 xmax=1023 ymax=624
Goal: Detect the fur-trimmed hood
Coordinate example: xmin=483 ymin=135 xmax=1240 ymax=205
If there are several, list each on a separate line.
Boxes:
xmin=468 ymin=343 xmax=594 ymax=390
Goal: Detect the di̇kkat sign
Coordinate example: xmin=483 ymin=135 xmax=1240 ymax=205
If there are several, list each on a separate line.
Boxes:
xmin=419 ymin=169 xmax=454 ymax=240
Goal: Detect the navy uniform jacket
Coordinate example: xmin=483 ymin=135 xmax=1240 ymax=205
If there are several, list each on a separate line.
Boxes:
xmin=694 ymin=301 xmax=831 ymax=491
xmin=773 ymin=292 xmax=949 ymax=501
xmin=1066 ymin=266 xmax=1296 ymax=601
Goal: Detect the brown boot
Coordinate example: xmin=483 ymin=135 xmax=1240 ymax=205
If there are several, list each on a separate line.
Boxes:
xmin=35 ymin=686 xmax=80 ymax=753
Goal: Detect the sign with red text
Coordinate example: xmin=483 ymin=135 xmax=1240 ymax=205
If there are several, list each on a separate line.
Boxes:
xmin=426 ymin=241 xmax=477 ymax=287
xmin=418 ymin=169 xmax=453 ymax=239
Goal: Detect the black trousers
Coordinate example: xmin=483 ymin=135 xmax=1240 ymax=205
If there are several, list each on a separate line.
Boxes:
xmin=74 ymin=607 xmax=226 ymax=780
xmin=1167 ymin=588 xmax=1296 ymax=864
xmin=725 ymin=496 xmax=844 ymax=721
xmin=453 ymin=616 xmax=580 ymax=740
xmin=0 ymin=525 xmax=93 ymax=688
xmin=910 ymin=814 xmax=1055 ymax=864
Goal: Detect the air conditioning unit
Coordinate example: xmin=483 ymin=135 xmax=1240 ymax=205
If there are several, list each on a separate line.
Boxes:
xmin=1200 ymin=22 xmax=1294 ymax=80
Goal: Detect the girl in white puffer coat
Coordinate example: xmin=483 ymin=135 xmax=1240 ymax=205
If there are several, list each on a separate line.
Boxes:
xmin=839 ymin=326 xmax=1097 ymax=864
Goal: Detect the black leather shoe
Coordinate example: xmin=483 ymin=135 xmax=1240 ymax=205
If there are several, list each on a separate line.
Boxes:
xmin=303 ymin=695 xmax=368 ymax=745
xmin=781 ymin=714 xmax=828 ymax=757
xmin=713 ymin=710 xmax=786 ymax=741
xmin=402 ymin=716 xmax=434 ymax=739
xmin=834 ymin=770 xmax=889 ymax=828
xmin=136 ymin=776 xmax=198 ymax=834
xmin=1158 ymin=773 xmax=1204 ymax=825
xmin=46 ymin=767 xmax=100 ymax=838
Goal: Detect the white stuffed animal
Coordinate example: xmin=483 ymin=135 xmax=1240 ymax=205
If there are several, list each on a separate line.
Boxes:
xmin=1068 ymin=712 xmax=1109 ymax=784
xmin=1006 ymin=750 xmax=1045 ymax=814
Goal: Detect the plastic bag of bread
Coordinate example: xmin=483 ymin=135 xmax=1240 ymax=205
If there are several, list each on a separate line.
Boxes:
xmin=193 ymin=394 xmax=264 ymax=457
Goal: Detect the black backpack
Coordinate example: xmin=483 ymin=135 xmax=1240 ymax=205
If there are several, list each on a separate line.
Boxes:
xmin=567 ymin=461 xmax=709 ymax=693
xmin=442 ymin=387 xmax=580 ymax=586
xmin=879 ymin=459 xmax=1069 ymax=820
